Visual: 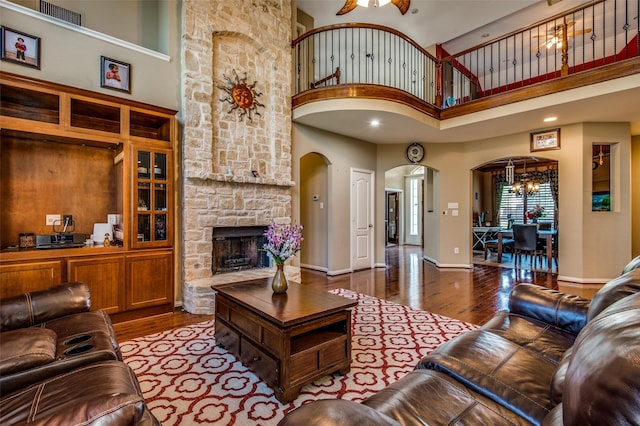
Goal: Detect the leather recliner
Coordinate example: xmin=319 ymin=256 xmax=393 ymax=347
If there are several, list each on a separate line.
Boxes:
xmin=0 ymin=282 xmax=159 ymax=425
xmin=279 ymin=256 xmax=640 ymax=426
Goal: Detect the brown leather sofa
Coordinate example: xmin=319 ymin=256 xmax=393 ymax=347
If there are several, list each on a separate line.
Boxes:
xmin=279 ymin=256 xmax=640 ymax=426
xmin=0 ymin=282 xmax=159 ymax=425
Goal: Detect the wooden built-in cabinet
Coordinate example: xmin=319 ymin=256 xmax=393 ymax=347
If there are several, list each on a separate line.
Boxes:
xmin=0 ymin=72 xmax=177 ymax=322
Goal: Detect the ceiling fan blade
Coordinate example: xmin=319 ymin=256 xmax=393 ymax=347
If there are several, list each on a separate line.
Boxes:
xmin=568 ymin=28 xmax=592 ymax=36
xmin=336 ymin=0 xmax=358 ymax=15
xmin=391 ymin=0 xmax=411 ymax=15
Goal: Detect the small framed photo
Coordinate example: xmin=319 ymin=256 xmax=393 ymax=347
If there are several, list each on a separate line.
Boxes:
xmin=1 ymin=26 xmax=41 ymax=69
xmin=531 ymin=128 xmax=560 ymax=152
xmin=100 ymin=56 xmax=131 ymax=93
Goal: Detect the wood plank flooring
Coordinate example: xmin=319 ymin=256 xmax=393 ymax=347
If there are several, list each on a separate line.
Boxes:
xmin=114 ymin=245 xmax=558 ymax=341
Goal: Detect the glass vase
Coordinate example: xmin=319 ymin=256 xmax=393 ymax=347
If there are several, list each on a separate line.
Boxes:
xmin=272 ymin=264 xmax=288 ymax=294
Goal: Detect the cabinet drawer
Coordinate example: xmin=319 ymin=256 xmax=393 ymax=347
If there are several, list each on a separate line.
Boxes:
xmin=215 ymin=321 xmax=240 ymax=355
xmin=228 ymin=306 xmax=261 ymax=342
xmin=241 ymin=339 xmax=278 ymax=386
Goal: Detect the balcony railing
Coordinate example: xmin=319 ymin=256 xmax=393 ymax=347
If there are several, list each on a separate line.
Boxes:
xmin=292 ymin=0 xmax=639 ymax=113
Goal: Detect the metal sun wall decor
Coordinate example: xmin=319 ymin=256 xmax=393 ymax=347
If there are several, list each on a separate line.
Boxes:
xmin=218 ymin=69 xmax=264 ymax=122
xmin=336 ymin=0 xmax=410 ymax=15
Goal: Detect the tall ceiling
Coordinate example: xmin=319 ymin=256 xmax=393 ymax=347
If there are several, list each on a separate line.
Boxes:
xmin=294 ymin=0 xmax=640 ymax=143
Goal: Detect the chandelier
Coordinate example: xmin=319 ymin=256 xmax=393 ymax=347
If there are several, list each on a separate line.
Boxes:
xmin=508 ymin=159 xmax=540 ymax=197
xmin=337 ymin=0 xmax=410 ymax=15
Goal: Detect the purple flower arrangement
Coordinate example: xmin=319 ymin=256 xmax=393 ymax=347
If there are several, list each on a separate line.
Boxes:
xmin=262 ymin=223 xmax=304 ymax=265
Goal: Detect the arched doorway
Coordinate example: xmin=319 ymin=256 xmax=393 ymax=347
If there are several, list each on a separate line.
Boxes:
xmin=384 ymin=164 xmax=427 ymax=247
xmin=472 ymin=157 xmax=559 ymax=271
xmin=300 ymin=152 xmax=330 ymax=272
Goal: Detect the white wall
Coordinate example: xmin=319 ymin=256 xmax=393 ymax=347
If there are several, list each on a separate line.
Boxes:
xmin=0 ymin=1 xmax=180 ymax=110
xmin=293 ymin=123 xmax=377 ymax=274
xmin=372 ymin=122 xmax=632 ymax=279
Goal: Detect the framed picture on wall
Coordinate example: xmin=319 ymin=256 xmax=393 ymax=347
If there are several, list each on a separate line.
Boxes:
xmin=100 ymin=56 xmax=131 ymax=93
xmin=531 ymin=128 xmax=560 ymax=152
xmin=0 ymin=26 xmax=41 ymax=69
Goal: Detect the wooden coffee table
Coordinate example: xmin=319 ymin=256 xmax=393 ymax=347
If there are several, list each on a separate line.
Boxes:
xmin=213 ymin=278 xmax=357 ymax=403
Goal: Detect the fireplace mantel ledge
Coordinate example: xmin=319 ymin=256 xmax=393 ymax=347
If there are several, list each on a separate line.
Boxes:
xmin=186 ymin=172 xmax=295 ymax=187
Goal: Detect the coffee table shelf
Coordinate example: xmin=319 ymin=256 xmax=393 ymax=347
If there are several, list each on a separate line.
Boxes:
xmin=213 ymin=279 xmax=357 ymax=403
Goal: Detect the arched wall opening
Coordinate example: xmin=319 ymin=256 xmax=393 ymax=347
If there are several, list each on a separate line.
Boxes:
xmin=300 ymin=152 xmax=330 ymax=272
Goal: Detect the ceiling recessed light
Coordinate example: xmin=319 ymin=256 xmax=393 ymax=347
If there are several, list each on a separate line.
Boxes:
xmin=370 ymin=119 xmax=380 ymax=126
xmin=543 ymin=116 xmax=557 ymax=122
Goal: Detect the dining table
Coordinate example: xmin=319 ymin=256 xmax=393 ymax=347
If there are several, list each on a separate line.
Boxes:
xmin=496 ymin=228 xmax=557 ymax=269
xmin=472 ymin=226 xmax=501 ymax=250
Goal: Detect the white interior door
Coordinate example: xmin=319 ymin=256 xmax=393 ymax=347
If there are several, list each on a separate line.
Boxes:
xmin=351 ymin=168 xmax=374 ymax=270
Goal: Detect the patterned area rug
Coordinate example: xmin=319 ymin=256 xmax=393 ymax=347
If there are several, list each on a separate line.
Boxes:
xmin=120 ymin=289 xmax=477 ymax=425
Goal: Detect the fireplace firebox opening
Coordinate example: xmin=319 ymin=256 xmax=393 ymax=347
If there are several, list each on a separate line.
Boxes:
xmin=212 ymin=226 xmax=270 ymax=274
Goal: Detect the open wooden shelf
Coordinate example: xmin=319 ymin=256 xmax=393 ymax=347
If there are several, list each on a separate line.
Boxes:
xmin=0 ymin=71 xmax=177 ymax=323
xmin=0 ymin=84 xmax=59 ymax=124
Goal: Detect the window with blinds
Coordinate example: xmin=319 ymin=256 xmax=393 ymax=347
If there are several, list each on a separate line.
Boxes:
xmin=498 ymin=182 xmax=556 ymax=227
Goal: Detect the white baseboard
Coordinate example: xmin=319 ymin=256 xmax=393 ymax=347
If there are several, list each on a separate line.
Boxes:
xmin=327 ymin=268 xmax=353 ymax=276
xmin=301 ymin=263 xmax=328 ymax=272
xmin=557 ymin=275 xmax=612 ymax=284
xmin=423 ymin=255 xmax=473 ymax=269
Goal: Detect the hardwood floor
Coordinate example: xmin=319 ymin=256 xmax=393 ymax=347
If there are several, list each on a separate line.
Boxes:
xmin=114 ymin=245 xmax=558 ymax=341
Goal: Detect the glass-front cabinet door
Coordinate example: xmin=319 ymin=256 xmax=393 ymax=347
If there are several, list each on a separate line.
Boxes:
xmin=133 ymin=147 xmax=172 ymax=248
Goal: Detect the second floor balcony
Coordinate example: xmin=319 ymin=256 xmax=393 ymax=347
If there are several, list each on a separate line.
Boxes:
xmin=292 ymin=0 xmax=639 ymax=138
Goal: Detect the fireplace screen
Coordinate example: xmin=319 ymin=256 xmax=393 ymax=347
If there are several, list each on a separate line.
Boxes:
xmin=212 ymin=226 xmax=270 ymax=274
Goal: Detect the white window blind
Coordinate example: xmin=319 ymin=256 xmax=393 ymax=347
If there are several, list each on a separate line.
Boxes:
xmin=498 ymin=182 xmax=555 ymax=227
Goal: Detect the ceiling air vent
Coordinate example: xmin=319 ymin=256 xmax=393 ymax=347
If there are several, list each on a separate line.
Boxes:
xmin=40 ymin=0 xmax=82 ymax=26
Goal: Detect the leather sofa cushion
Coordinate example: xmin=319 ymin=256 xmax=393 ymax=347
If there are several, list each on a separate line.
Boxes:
xmin=0 ymin=328 xmax=56 ymax=375
xmin=278 ymin=399 xmax=402 ymax=426
xmin=0 ymin=282 xmax=90 ymax=332
xmin=363 ymin=369 xmax=530 ymax=425
xmin=417 ymin=329 xmax=558 ymax=424
xmin=0 ymin=360 xmax=160 ymax=425
xmin=562 ymin=292 xmax=640 ymax=425
xmin=277 ymin=369 xmax=530 ymax=426
xmin=587 ymin=268 xmax=640 ymax=321
xmin=481 ymin=312 xmax=576 ymax=363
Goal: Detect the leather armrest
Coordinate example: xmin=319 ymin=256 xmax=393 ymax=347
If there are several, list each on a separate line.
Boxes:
xmin=0 ymin=282 xmax=91 ymax=331
xmin=508 ymin=284 xmax=590 ymax=335
xmin=277 ymin=400 xmax=401 ymax=426
xmin=0 ymin=328 xmax=57 ymax=375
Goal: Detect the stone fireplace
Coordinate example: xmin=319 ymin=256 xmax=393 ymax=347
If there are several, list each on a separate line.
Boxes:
xmin=181 ymin=1 xmax=295 ymax=315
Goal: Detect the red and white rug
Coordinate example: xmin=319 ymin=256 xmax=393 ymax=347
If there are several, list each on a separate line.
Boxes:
xmin=120 ymin=289 xmax=477 ymax=425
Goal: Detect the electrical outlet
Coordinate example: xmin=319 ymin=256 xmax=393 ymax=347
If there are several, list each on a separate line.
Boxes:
xmin=63 ymin=215 xmax=73 ymax=225
xmin=46 ymin=214 xmax=61 ymax=226
xmin=454 ymin=247 xmax=460 ymax=254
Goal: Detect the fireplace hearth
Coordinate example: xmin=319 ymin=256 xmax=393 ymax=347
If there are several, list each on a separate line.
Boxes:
xmin=212 ymin=226 xmax=270 ymax=274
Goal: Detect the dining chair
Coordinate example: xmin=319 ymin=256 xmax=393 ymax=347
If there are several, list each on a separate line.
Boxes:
xmin=512 ymin=224 xmax=540 ymax=266
xmin=483 ymin=237 xmax=514 ymax=260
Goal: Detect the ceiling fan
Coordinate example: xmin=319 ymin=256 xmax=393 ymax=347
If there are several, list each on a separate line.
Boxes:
xmin=532 ymin=20 xmax=592 ymax=51
xmin=336 ymin=0 xmax=410 ymax=16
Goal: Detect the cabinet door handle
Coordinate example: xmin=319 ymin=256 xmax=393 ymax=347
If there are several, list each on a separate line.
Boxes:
xmin=252 ymin=355 xmax=260 ymax=362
